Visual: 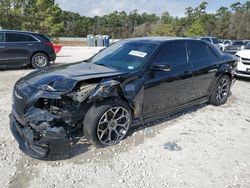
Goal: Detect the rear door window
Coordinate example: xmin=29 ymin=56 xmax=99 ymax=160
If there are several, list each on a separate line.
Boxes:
xmin=153 ymin=41 xmax=187 ymax=67
xmin=0 ymin=33 xmax=4 ymax=42
xmin=6 ymin=33 xmax=37 ymax=42
xmin=188 ymin=41 xmax=218 ymax=64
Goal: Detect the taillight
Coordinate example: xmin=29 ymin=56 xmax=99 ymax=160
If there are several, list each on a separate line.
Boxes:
xmin=43 ymin=42 xmax=55 ymax=53
xmin=43 ymin=42 xmax=54 ymax=48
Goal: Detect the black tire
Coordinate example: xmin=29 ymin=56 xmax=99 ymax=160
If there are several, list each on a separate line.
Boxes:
xmin=209 ymin=75 xmax=231 ymax=106
xmin=83 ymin=98 xmax=132 ymax=147
xmin=31 ymin=53 xmax=49 ymax=69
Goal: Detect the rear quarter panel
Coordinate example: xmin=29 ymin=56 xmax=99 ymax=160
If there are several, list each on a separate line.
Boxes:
xmin=210 ymin=54 xmax=237 ymax=94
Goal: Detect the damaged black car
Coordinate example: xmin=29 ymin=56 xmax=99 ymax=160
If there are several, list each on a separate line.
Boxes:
xmin=10 ymin=37 xmax=237 ymax=159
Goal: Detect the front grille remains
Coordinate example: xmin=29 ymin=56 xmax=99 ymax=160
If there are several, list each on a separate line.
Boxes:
xmin=242 ymin=57 xmax=250 ymax=61
xmin=13 ymin=88 xmax=28 ymax=117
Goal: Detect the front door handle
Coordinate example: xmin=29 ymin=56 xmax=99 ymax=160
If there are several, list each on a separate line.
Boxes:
xmin=0 ymin=46 xmax=6 ymax=49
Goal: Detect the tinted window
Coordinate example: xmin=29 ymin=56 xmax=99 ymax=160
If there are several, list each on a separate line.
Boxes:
xmin=153 ymin=41 xmax=187 ymax=66
xmin=211 ymin=38 xmax=219 ymax=44
xmin=0 ymin=33 xmax=4 ymax=42
xmin=38 ymin=34 xmax=50 ymax=42
xmin=188 ymin=41 xmax=217 ymax=62
xmin=6 ymin=33 xmax=37 ymax=42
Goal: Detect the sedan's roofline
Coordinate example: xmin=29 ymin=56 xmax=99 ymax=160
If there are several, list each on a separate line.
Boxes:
xmin=122 ymin=36 xmax=195 ymax=44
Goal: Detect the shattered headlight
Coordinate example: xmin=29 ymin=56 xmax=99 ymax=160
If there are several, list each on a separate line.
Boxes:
xmin=73 ymin=83 xmax=97 ymax=103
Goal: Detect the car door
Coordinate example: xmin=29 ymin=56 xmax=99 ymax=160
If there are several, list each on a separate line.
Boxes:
xmin=143 ymin=40 xmax=193 ymax=118
xmin=5 ymin=33 xmax=35 ymax=65
xmin=187 ymin=40 xmax=220 ymax=99
xmin=0 ymin=32 xmax=8 ymax=65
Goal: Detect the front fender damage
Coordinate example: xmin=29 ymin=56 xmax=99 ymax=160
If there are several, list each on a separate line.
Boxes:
xmin=89 ymin=77 xmax=144 ymax=120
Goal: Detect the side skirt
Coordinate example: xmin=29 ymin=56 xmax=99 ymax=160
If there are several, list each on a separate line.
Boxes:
xmin=131 ymin=97 xmax=209 ymax=127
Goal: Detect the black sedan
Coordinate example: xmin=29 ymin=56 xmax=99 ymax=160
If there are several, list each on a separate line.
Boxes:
xmin=10 ymin=37 xmax=237 ymax=159
xmin=224 ymin=40 xmax=245 ymax=55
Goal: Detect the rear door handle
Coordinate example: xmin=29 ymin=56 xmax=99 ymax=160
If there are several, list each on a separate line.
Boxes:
xmin=0 ymin=46 xmax=6 ymax=49
xmin=27 ymin=44 xmax=34 ymax=46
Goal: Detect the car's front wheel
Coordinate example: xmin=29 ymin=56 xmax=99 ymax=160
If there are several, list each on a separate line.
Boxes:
xmin=83 ymin=99 xmax=132 ymax=147
xmin=210 ymin=75 xmax=231 ymax=106
xmin=31 ymin=53 xmax=49 ymax=69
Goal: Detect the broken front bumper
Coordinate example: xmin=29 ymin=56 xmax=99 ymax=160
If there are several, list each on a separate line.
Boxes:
xmin=10 ymin=113 xmax=78 ymax=160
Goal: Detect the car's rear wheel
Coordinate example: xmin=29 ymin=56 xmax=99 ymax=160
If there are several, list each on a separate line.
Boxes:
xmin=31 ymin=53 xmax=49 ymax=69
xmin=83 ymin=99 xmax=131 ymax=147
xmin=210 ymin=75 xmax=231 ymax=106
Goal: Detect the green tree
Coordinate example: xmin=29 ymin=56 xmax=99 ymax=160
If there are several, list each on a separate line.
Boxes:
xmin=160 ymin=12 xmax=173 ymax=24
xmin=184 ymin=19 xmax=205 ymax=37
xmin=151 ymin=24 xmax=175 ymax=36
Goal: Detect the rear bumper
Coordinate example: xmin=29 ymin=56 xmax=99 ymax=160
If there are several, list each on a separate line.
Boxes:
xmin=10 ymin=113 xmax=77 ymax=160
xmin=49 ymin=53 xmax=56 ymax=62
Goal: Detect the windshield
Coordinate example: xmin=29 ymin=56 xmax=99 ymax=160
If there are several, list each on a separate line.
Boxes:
xmin=245 ymin=42 xmax=250 ymax=49
xmin=89 ymin=41 xmax=159 ymax=70
xmin=233 ymin=41 xmax=244 ymax=45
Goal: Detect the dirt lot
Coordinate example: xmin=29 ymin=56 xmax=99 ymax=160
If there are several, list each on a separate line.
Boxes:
xmin=0 ymin=47 xmax=250 ymax=188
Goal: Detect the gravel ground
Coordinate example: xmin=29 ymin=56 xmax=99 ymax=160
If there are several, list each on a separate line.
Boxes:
xmin=0 ymin=47 xmax=250 ymax=188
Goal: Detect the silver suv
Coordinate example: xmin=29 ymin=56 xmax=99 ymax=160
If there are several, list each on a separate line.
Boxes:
xmin=200 ymin=37 xmax=220 ymax=50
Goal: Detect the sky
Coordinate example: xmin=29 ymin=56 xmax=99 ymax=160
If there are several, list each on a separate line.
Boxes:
xmin=55 ymin=0 xmax=247 ymax=17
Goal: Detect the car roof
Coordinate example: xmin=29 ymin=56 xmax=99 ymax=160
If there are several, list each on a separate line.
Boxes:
xmin=0 ymin=29 xmax=39 ymax=35
xmin=123 ymin=36 xmax=196 ymax=44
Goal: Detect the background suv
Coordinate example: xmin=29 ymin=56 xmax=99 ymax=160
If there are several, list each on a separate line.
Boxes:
xmin=200 ymin=36 xmax=220 ymax=50
xmin=0 ymin=30 xmax=56 ymax=69
xmin=236 ymin=42 xmax=250 ymax=78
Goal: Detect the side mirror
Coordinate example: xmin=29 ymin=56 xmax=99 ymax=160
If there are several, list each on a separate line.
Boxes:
xmin=150 ymin=64 xmax=171 ymax=72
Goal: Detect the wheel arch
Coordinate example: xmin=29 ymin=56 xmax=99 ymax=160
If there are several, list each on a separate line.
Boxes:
xmin=88 ymin=79 xmax=136 ymax=118
xmin=209 ymin=70 xmax=232 ymax=98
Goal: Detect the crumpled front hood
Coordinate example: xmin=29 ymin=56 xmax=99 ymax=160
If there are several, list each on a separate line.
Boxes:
xmin=20 ymin=62 xmax=127 ymax=91
xmin=236 ymin=49 xmax=250 ymax=59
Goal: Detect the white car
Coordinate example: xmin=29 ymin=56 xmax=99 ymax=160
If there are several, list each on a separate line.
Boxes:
xmin=219 ymin=40 xmax=233 ymax=51
xmin=236 ymin=42 xmax=250 ymax=78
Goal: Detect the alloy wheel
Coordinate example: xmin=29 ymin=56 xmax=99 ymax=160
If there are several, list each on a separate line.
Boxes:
xmin=215 ymin=78 xmax=229 ymax=102
xmin=34 ymin=55 xmax=48 ymax=68
xmin=97 ymin=107 xmax=131 ymax=145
